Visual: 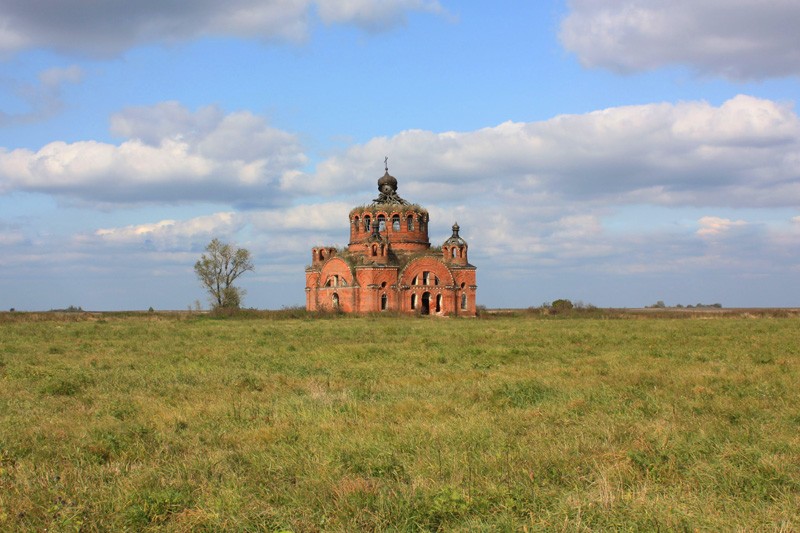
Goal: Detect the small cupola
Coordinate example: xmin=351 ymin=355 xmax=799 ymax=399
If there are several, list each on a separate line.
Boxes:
xmin=443 ymin=222 xmax=468 ymax=265
xmin=372 ymin=157 xmax=408 ymax=206
xmin=377 ymin=171 xmax=398 ymax=196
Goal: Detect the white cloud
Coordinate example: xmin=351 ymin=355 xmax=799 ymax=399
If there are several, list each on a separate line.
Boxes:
xmin=0 ymin=0 xmax=444 ymax=57
xmin=308 ymin=95 xmax=800 ymax=209
xmin=0 ymin=102 xmax=307 ymax=205
xmin=0 ymin=229 xmax=25 ymax=246
xmin=0 ymin=65 xmax=83 ymax=126
xmin=93 ymin=212 xmax=242 ymax=248
xmin=696 ymin=216 xmax=747 ymax=236
xmin=315 ymin=0 xmax=443 ymax=31
xmin=249 ymin=202 xmax=351 ymax=231
xmin=109 ymin=101 xmax=223 ymax=146
xmin=3 ymin=95 xmax=798 ymax=211
xmin=38 ymin=65 xmax=83 ymax=88
xmin=560 ymin=0 xmax=800 ymax=80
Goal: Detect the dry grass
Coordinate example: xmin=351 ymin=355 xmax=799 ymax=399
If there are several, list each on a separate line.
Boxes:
xmin=0 ymin=311 xmax=798 ymax=531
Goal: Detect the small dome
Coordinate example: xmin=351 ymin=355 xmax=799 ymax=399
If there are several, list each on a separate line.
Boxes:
xmin=377 ymin=171 xmax=398 ymax=193
xmin=444 ymin=222 xmax=467 ymax=246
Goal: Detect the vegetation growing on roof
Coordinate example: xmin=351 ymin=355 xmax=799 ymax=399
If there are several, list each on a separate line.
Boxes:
xmin=349 ymin=203 xmax=428 ymax=216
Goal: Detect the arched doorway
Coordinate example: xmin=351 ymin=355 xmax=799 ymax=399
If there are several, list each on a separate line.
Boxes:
xmin=421 ymin=292 xmax=431 ymax=315
xmin=332 ymin=292 xmax=339 ymax=309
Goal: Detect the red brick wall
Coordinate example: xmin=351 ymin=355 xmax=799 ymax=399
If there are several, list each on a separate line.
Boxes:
xmin=355 ymin=267 xmax=399 ymax=313
xmin=349 ymin=208 xmax=430 ymax=253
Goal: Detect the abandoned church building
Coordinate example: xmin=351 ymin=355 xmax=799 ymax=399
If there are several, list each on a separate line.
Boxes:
xmin=305 ymin=163 xmax=477 ymax=316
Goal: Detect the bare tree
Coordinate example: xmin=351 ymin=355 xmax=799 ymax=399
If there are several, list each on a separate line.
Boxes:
xmin=194 ymin=238 xmax=254 ymax=310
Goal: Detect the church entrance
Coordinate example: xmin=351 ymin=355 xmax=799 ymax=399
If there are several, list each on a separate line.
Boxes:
xmin=421 ymin=292 xmax=431 ymax=315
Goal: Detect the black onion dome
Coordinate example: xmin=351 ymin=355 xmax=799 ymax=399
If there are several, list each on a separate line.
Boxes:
xmin=377 ymin=171 xmax=398 ymax=193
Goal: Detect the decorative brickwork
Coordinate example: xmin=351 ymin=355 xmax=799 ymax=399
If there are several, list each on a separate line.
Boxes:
xmin=305 ymin=166 xmax=477 ymax=316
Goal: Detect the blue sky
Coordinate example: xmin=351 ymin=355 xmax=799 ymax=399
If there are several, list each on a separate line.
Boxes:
xmin=1 ymin=0 xmax=799 ymax=311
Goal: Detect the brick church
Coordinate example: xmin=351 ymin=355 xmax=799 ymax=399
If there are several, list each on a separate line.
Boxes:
xmin=305 ymin=162 xmax=477 ymax=316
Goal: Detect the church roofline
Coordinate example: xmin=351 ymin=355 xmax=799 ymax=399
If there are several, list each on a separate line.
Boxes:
xmin=349 ymin=203 xmax=428 ymax=216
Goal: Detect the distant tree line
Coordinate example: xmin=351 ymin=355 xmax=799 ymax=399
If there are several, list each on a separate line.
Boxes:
xmin=48 ymin=305 xmax=84 ymax=313
xmin=647 ymin=301 xmax=722 ymax=309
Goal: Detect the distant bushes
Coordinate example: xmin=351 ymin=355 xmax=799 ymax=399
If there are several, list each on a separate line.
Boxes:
xmin=550 ymin=299 xmax=574 ymax=313
xmin=647 ymin=301 xmax=723 ymax=309
xmin=529 ymin=299 xmax=599 ymax=317
xmin=49 ymin=305 xmax=84 ymax=313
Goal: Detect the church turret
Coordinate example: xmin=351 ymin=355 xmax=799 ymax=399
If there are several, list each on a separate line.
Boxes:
xmin=312 ymin=246 xmax=337 ymax=266
xmin=348 ymin=160 xmax=429 ymax=253
xmin=443 ymin=222 xmax=468 ymax=266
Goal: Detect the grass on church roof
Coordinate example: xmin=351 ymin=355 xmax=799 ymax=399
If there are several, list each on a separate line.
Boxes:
xmin=348 ymin=202 xmax=428 ymax=215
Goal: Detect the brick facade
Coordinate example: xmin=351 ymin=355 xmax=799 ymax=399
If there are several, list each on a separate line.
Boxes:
xmin=305 ymin=167 xmax=477 ymax=316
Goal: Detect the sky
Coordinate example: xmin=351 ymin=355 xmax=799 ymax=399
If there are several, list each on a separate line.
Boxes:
xmin=1 ymin=0 xmax=799 ymax=311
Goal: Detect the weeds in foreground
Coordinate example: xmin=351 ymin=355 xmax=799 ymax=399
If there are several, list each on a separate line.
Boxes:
xmin=0 ymin=314 xmax=798 ymax=530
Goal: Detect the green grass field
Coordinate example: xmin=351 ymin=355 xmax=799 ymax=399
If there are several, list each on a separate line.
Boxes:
xmin=1 ymin=312 xmax=798 ymax=531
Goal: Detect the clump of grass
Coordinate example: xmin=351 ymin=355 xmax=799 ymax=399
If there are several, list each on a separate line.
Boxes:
xmin=493 ymin=379 xmax=556 ymax=407
xmin=40 ymin=372 xmax=93 ymax=396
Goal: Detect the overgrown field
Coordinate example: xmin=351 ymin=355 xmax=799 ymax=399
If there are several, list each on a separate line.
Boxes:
xmin=1 ymin=313 xmax=798 ymax=531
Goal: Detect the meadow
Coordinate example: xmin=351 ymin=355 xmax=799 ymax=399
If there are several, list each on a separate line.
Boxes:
xmin=0 ymin=311 xmax=798 ymax=531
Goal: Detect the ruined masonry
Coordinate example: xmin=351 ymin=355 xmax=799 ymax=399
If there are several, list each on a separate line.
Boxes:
xmin=305 ymin=164 xmax=477 ymax=315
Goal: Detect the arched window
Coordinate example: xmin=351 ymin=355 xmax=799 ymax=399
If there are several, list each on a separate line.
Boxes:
xmin=451 ymin=247 xmax=457 ymax=259
xmin=392 ymin=214 xmax=400 ymax=231
xmin=412 ymin=275 xmax=419 ymax=285
xmin=378 ymin=215 xmax=386 ymax=232
xmin=371 ymin=245 xmax=378 ymax=256
xmin=411 ymin=294 xmax=417 ymax=310
xmin=332 ymin=293 xmax=339 ymax=308
xmin=435 ymin=294 xmax=442 ymax=313
xmin=353 ymin=216 xmax=360 ymax=232
xmin=461 ymin=293 xmax=467 ymax=310
xmin=418 ymin=216 xmax=426 ymax=233
xmin=422 ymin=271 xmax=431 ymax=285
xmin=407 ymin=215 xmax=414 ymax=231
xmin=381 ymin=293 xmax=388 ymax=310
xmin=364 ymin=215 xmax=371 ymax=232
